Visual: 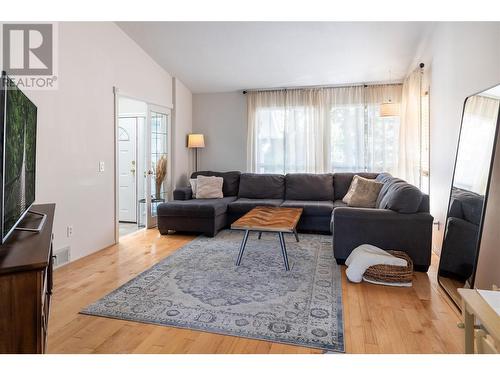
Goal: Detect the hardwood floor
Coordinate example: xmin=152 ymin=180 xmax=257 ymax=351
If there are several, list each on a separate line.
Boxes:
xmin=47 ymin=229 xmax=464 ymax=354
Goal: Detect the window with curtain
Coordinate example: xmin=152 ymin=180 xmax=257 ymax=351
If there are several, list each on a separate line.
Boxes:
xmin=247 ymin=85 xmax=402 ymax=175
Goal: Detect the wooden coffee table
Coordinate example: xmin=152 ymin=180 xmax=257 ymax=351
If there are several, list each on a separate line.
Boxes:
xmin=231 ymin=206 xmax=303 ymax=271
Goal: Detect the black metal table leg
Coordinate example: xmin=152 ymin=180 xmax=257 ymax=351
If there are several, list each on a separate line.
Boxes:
xmin=258 ymin=231 xmax=262 ymax=239
xmin=293 ymin=229 xmax=299 ymax=242
xmin=278 ymin=232 xmax=290 ymax=271
xmin=235 ymin=230 xmax=250 ymax=266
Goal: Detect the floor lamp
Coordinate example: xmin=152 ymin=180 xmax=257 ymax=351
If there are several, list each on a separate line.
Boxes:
xmin=187 ymin=134 xmax=205 ymax=172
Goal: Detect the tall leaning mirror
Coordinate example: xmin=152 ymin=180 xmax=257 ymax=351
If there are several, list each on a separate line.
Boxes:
xmin=438 ymin=84 xmax=500 ymax=309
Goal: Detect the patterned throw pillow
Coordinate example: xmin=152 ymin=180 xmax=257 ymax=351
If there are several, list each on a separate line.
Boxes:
xmin=195 ymin=175 xmax=224 ymax=199
xmin=343 ymin=175 xmax=383 ymax=208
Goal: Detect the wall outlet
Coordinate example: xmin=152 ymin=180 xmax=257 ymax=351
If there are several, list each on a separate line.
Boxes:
xmin=99 ymin=161 xmax=105 ymax=172
xmin=53 ymin=246 xmax=71 ymax=268
xmin=67 ymin=225 xmax=73 ymax=237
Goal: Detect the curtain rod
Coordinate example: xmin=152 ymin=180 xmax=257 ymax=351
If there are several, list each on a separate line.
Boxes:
xmin=242 ymin=63 xmax=425 ymax=94
xmin=242 ymin=81 xmax=403 ymax=95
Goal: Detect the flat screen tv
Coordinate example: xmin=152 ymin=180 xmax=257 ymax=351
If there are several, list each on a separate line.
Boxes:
xmin=0 ymin=72 xmax=38 ymax=243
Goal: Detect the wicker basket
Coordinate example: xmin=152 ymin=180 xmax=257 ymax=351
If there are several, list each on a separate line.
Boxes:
xmin=363 ymin=250 xmax=413 ymax=284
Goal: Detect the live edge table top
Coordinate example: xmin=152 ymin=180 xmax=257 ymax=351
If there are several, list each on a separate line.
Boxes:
xmin=231 ymin=206 xmax=303 ymax=233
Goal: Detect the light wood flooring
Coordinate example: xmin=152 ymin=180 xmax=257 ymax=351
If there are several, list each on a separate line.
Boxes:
xmin=47 ymin=229 xmax=464 ymax=354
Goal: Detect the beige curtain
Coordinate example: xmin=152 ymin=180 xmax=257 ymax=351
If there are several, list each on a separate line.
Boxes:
xmin=398 ymin=68 xmax=423 ymax=186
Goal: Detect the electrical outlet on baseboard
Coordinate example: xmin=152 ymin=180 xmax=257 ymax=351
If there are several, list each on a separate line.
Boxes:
xmin=67 ymin=225 xmax=73 ymax=237
xmin=99 ymin=161 xmax=105 ymax=172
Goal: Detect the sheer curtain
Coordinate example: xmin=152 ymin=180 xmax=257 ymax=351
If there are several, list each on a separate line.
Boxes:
xmin=247 ymin=89 xmax=327 ymax=173
xmin=398 ymin=67 xmax=423 ymax=186
xmin=247 ymin=84 xmax=402 ymax=174
xmin=454 ymin=95 xmax=500 ymax=195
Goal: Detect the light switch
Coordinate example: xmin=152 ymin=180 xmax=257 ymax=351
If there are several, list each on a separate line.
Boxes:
xmin=99 ymin=161 xmax=105 ymax=172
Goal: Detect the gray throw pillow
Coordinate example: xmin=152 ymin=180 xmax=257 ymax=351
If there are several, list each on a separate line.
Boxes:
xmin=343 ymin=175 xmax=384 ymax=208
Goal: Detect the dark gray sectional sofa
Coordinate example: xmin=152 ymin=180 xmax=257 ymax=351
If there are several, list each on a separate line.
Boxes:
xmin=157 ymin=171 xmax=433 ymax=271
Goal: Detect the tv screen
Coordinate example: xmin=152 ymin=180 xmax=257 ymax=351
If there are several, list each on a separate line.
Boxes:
xmin=0 ymin=73 xmax=37 ymax=243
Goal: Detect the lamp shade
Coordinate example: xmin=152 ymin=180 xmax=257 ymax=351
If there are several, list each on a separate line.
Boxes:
xmin=380 ymin=102 xmax=400 ymax=117
xmin=187 ymin=134 xmax=205 ymax=148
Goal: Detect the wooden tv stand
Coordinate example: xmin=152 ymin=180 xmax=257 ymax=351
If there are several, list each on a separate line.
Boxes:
xmin=0 ymin=204 xmax=55 ymax=353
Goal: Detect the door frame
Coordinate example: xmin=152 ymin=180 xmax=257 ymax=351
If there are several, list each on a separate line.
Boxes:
xmin=145 ymin=103 xmax=173 ymax=229
xmin=113 ymin=87 xmax=173 ymax=244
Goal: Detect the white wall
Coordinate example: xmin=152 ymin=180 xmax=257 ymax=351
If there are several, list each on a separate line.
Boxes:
xmin=119 ymin=97 xmax=147 ymax=117
xmin=2 ymin=22 xmax=177 ymax=262
xmin=172 ymin=78 xmax=193 ymax=187
xmin=421 ymin=22 xmax=500 ymax=251
xmin=192 ymin=92 xmax=247 ymax=172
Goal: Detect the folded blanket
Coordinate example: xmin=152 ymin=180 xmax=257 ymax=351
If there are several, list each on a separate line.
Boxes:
xmin=345 ymin=244 xmax=407 ymax=283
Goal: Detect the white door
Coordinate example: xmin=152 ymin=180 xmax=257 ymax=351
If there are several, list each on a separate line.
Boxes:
xmin=145 ymin=105 xmax=171 ymax=228
xmin=118 ymin=117 xmax=137 ymax=222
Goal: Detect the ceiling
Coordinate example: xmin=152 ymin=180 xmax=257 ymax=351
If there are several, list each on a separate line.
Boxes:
xmin=117 ymin=22 xmax=435 ymax=93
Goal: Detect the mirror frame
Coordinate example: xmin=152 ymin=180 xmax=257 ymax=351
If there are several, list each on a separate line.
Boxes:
xmin=438 ymin=83 xmax=500 ymax=308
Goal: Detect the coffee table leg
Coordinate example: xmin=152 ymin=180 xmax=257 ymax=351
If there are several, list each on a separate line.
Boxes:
xmin=293 ymin=229 xmax=299 ymax=242
xmin=236 ymin=230 xmax=250 ymax=266
xmin=258 ymin=232 xmax=262 ymax=240
xmin=278 ymin=232 xmax=290 ymax=271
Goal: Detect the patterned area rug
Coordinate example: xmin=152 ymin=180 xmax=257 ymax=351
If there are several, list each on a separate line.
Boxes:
xmin=81 ymin=230 xmax=344 ymax=352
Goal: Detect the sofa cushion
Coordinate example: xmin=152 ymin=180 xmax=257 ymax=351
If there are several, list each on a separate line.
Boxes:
xmin=285 ymin=173 xmax=334 ymax=201
xmin=238 ymin=173 xmax=285 ymax=199
xmin=280 ymin=200 xmax=334 ymax=216
xmin=228 ymin=198 xmax=283 ymax=214
xmin=333 ymin=199 xmax=348 ymax=209
xmin=191 ymin=171 xmax=241 ymax=197
xmin=380 ymin=182 xmax=423 ymax=214
xmin=333 ymin=172 xmax=379 ymax=200
xmin=157 ymin=197 xmax=237 ymax=218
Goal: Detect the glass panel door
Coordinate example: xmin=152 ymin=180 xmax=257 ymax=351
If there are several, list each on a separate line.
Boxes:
xmin=145 ymin=104 xmax=171 ymax=229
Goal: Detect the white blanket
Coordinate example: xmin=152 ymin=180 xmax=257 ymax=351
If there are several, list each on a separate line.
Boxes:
xmin=345 ymin=244 xmax=407 ymax=283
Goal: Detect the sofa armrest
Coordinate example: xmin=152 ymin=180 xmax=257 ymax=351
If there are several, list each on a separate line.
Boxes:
xmin=332 ymin=207 xmax=433 ymax=270
xmin=173 ymin=187 xmax=193 ymax=200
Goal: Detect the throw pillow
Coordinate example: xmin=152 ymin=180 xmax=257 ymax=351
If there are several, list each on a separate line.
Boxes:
xmin=195 ymin=175 xmax=224 ymax=199
xmin=189 ymin=178 xmax=198 ymax=197
xmin=343 ymin=175 xmax=383 ymax=208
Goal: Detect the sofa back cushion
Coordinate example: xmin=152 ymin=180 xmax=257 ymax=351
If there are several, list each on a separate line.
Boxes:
xmin=285 ymin=173 xmax=334 ymax=201
xmin=375 ymin=173 xmax=405 ymax=207
xmin=191 ymin=171 xmax=241 ymax=196
xmin=333 ymin=172 xmax=379 ymax=200
xmin=238 ymin=173 xmax=285 ymax=199
xmin=450 ymin=188 xmax=484 ymax=225
xmin=376 ymin=173 xmax=424 ymax=214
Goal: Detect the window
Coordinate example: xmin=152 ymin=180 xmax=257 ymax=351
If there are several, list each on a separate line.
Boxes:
xmin=248 ymin=85 xmax=403 ymax=175
xmin=329 ymin=103 xmax=400 ymax=173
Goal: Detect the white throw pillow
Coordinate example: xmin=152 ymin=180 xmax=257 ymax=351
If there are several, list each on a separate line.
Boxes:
xmin=189 ymin=178 xmax=198 ymax=198
xmin=195 ymin=175 xmax=224 ymax=199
